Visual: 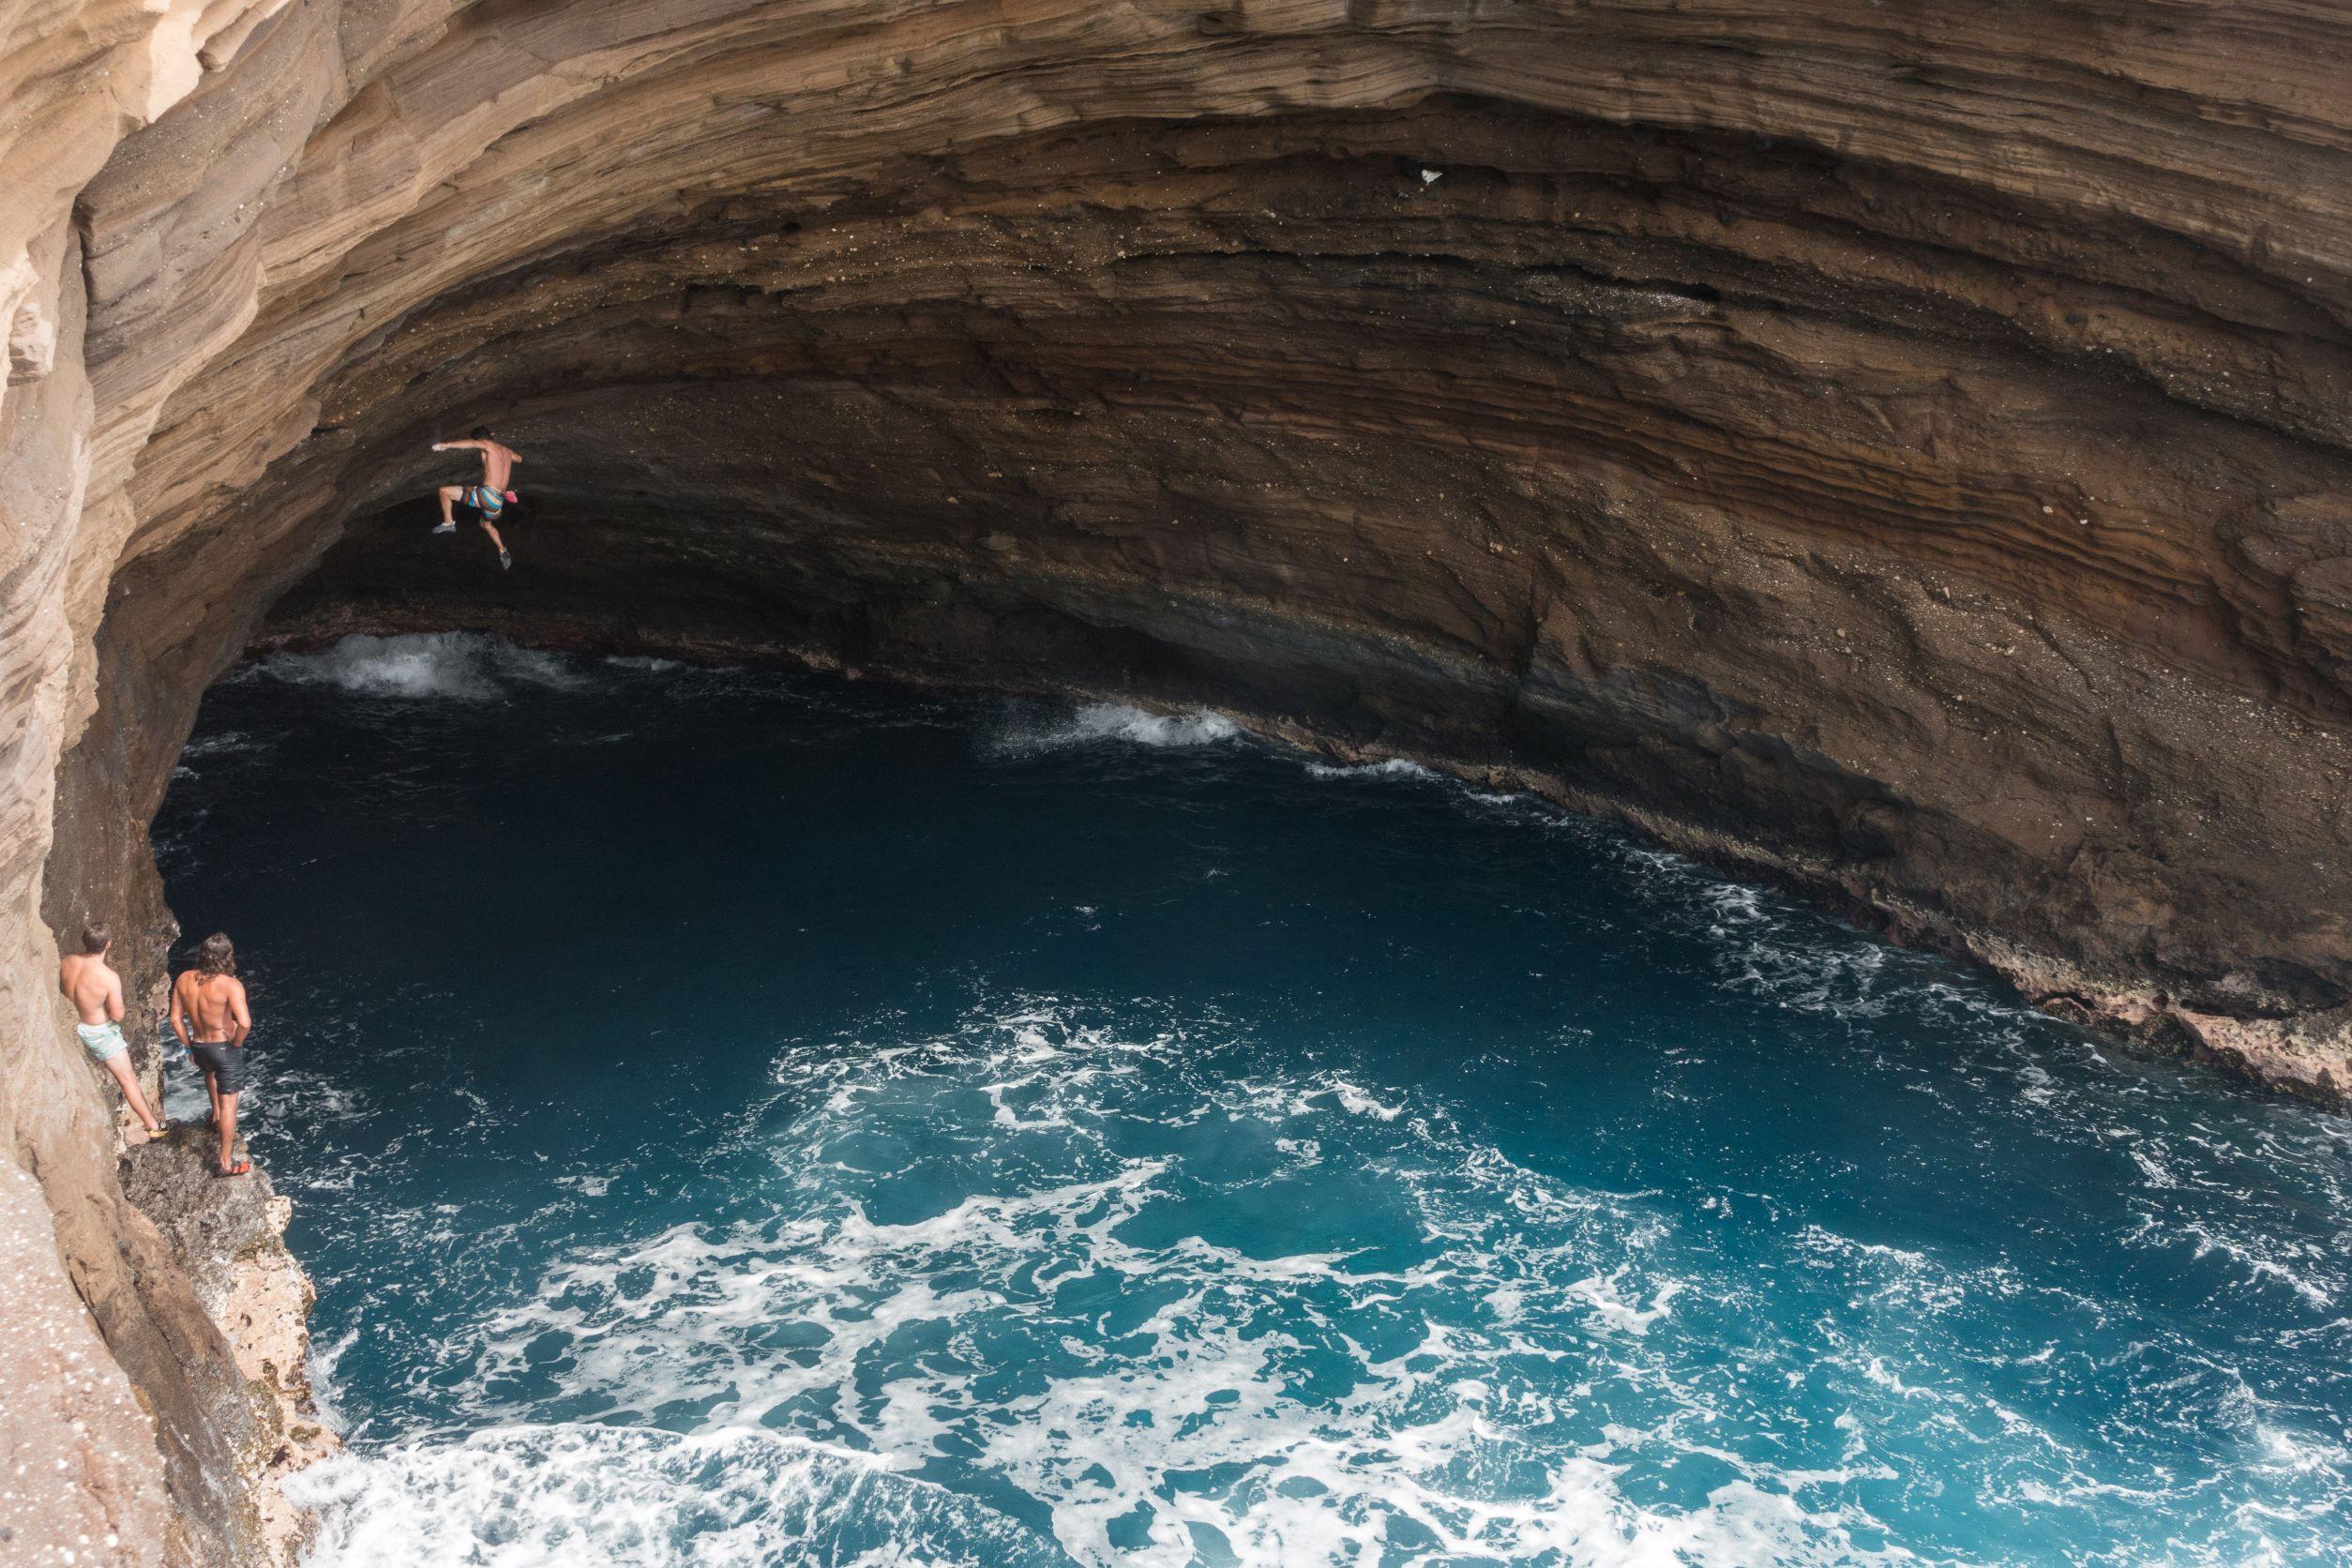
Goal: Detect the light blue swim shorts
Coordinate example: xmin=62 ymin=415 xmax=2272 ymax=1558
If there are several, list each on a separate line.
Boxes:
xmin=77 ymin=1021 xmax=128 ymax=1063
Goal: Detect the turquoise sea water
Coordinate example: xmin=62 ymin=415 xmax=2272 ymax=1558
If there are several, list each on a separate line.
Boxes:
xmin=152 ymin=633 xmax=2352 ymax=1566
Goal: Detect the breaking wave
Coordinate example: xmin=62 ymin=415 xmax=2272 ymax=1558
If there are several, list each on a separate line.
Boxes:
xmin=1302 ymin=756 xmax=1440 ymax=782
xmin=291 ymin=1425 xmax=1052 ymax=1567
xmin=986 ymin=701 xmax=1240 ymax=757
xmin=250 ymin=633 xmax=588 ymax=700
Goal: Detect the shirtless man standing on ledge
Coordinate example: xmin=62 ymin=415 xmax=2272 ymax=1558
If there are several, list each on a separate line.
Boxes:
xmin=172 ymin=932 xmax=254 ymax=1178
xmin=60 ymin=921 xmax=167 ymax=1138
xmin=431 ymin=425 xmax=521 ymax=570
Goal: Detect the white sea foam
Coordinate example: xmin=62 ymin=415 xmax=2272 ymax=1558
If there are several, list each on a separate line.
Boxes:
xmin=293 ymin=1418 xmax=1909 ymax=1568
xmin=1718 ymin=921 xmax=1894 ymax=1020
xmin=1566 ymin=1271 xmax=1685 ymax=1336
xmin=987 ymin=701 xmax=1239 ymax=757
xmin=252 ymin=633 xmax=589 ymax=700
xmin=1617 ymin=845 xmax=1965 ymax=1027
xmin=181 ymin=729 xmax=263 ymax=760
xmin=2174 ymin=1221 xmax=2338 ymax=1310
xmin=280 ymin=988 xmax=2350 ymax=1567
xmin=1321 ymin=1078 xmax=1407 ymax=1121
xmin=1302 ymin=757 xmax=1440 ymax=782
xmin=286 ymin=1002 xmax=1949 ymax=1568
xmin=306 ymin=1329 xmax=359 ymax=1438
xmin=290 ymin=1425 xmax=1051 ymax=1567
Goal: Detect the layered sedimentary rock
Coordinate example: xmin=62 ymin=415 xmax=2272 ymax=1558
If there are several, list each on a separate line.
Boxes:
xmin=8 ymin=0 xmax=2352 ymax=1557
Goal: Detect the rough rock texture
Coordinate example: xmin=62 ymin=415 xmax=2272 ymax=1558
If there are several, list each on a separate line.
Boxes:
xmin=0 ymin=1158 xmax=168 ymax=1568
xmin=118 ymin=1136 xmax=340 ymax=1564
xmin=9 ymin=0 xmax=2352 ymax=1558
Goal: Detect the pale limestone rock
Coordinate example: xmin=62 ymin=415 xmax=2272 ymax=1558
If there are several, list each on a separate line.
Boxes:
xmin=0 ymin=1159 xmax=167 ymax=1568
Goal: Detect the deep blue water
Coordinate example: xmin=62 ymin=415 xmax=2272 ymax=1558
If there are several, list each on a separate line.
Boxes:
xmin=151 ymin=633 xmax=2352 ymax=1567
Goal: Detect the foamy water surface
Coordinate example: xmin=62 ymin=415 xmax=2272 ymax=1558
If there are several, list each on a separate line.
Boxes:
xmin=147 ymin=634 xmax=2352 ymax=1566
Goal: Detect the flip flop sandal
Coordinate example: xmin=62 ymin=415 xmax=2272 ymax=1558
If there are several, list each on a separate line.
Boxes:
xmin=214 ymin=1159 xmax=250 ymax=1179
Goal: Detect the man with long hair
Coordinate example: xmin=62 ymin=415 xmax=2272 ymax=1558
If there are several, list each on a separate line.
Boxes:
xmin=171 ymin=932 xmax=253 ymax=1178
xmin=58 ymin=920 xmax=167 ymax=1137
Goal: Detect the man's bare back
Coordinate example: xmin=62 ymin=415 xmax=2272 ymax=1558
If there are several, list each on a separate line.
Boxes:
xmin=440 ymin=437 xmax=519 ymax=490
xmin=174 ymin=932 xmax=254 ymax=1177
xmin=173 ymin=969 xmax=249 ymax=1044
xmin=59 ymin=950 xmax=124 ymax=1027
xmin=60 ymin=921 xmax=164 ymax=1136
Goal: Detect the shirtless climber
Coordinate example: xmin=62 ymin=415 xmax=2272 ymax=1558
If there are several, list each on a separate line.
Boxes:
xmin=171 ymin=933 xmax=254 ymax=1179
xmin=431 ymin=426 xmax=521 ymax=570
xmin=59 ymin=921 xmax=168 ymax=1138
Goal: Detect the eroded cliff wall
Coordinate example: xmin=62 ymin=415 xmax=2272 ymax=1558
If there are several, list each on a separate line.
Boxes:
xmin=8 ymin=1 xmax=2352 ymax=1557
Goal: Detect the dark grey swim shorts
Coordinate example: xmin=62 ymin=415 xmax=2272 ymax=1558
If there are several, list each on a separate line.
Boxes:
xmin=189 ymin=1041 xmax=249 ymax=1095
